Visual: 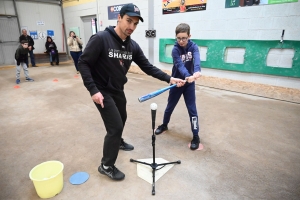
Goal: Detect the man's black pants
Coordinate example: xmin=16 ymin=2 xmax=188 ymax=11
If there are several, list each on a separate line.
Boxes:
xmin=94 ymin=90 xmax=127 ymax=166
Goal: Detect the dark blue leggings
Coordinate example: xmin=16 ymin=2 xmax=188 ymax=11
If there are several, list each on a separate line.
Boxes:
xmin=70 ymin=51 xmax=82 ymax=71
xmin=163 ymin=82 xmax=199 ymax=136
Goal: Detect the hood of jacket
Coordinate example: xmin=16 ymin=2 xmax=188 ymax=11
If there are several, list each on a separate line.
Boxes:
xmin=105 ymin=26 xmax=131 ymax=46
xmin=46 ymin=36 xmax=53 ymax=45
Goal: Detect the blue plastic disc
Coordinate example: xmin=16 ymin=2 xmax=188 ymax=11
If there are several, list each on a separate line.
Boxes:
xmin=69 ymin=172 xmax=89 ymax=185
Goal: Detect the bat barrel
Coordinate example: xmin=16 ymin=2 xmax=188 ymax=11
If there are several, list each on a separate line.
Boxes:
xmin=138 ymin=84 xmax=177 ymax=103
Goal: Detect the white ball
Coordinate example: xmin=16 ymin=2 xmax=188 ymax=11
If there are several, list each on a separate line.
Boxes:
xmin=150 ymin=103 xmax=157 ymax=110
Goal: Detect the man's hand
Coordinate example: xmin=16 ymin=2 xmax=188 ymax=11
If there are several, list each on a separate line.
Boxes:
xmin=193 ymin=71 xmax=202 ymax=80
xmin=92 ymin=92 xmax=104 ymax=108
xmin=28 ymin=46 xmax=32 ymax=51
xmin=170 ymin=77 xmax=186 ymax=87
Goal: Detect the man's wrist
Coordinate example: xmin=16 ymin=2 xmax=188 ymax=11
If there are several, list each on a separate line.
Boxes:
xmin=169 ymin=77 xmax=173 ymax=83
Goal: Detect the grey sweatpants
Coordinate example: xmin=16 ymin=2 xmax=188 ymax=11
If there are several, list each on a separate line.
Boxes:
xmin=15 ymin=61 xmax=29 ymax=80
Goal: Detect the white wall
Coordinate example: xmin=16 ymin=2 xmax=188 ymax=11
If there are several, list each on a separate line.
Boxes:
xmin=153 ymin=1 xmax=300 ymax=41
xmin=151 ymin=0 xmax=300 ymax=89
xmin=2 ymin=0 xmax=298 ymax=88
xmin=66 ymin=0 xmax=300 ymax=89
xmin=97 ymin=0 xmax=149 ymax=58
xmin=16 ymin=1 xmax=63 ymax=53
xmin=63 ymin=2 xmax=97 ymax=49
xmin=152 ymin=0 xmax=300 ymax=67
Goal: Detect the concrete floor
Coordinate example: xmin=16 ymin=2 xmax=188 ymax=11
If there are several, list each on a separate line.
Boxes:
xmin=0 ymin=63 xmax=300 ymax=200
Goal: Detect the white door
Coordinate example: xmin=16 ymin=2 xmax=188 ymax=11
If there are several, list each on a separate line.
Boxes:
xmin=81 ymin=15 xmax=96 ymax=49
xmin=0 ymin=16 xmax=20 ymax=65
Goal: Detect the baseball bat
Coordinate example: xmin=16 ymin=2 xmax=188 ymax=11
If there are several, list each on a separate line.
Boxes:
xmin=138 ymin=84 xmax=177 ymax=103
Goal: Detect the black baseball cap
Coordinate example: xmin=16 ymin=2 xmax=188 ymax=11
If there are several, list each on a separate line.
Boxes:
xmin=120 ymin=4 xmax=144 ymax=22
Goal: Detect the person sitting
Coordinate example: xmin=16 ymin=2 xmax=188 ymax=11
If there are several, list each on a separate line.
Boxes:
xmin=45 ymin=36 xmax=59 ymax=66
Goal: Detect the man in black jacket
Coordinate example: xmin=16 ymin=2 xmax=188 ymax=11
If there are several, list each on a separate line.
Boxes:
xmin=78 ymin=3 xmax=185 ymax=181
xmin=19 ymin=29 xmax=36 ymax=67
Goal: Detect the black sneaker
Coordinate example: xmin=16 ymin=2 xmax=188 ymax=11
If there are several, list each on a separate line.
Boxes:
xmin=190 ymin=135 xmax=200 ymax=150
xmin=155 ymin=124 xmax=168 ymax=135
xmin=25 ymin=77 xmax=34 ymax=82
xmin=119 ymin=138 xmax=134 ymax=151
xmin=98 ymin=164 xmax=125 ymax=180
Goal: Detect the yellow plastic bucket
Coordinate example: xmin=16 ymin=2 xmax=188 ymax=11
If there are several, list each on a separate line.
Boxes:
xmin=29 ymin=161 xmax=64 ymax=199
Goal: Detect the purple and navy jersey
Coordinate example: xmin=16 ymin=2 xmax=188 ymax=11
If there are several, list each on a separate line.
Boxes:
xmin=171 ymin=40 xmax=201 ymax=80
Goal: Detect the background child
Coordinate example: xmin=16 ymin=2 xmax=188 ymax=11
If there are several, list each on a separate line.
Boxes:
xmin=15 ymin=40 xmax=34 ymax=84
xmin=155 ymin=23 xmax=201 ymax=150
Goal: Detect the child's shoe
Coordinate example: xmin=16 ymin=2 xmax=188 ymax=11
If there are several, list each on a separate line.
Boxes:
xmin=16 ymin=79 xmax=20 ymax=84
xmin=155 ymin=124 xmax=168 ymax=135
xmin=190 ymin=135 xmax=200 ymax=150
xmin=25 ymin=77 xmax=34 ymax=82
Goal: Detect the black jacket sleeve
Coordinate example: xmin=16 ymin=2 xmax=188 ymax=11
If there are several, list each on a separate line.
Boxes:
xmin=133 ymin=43 xmax=171 ymax=83
xmin=45 ymin=43 xmax=49 ymax=52
xmin=15 ymin=48 xmax=20 ymax=60
xmin=32 ymin=36 xmax=34 ymax=46
xmin=15 ymin=49 xmax=21 ymax=65
xmin=78 ymin=34 xmax=101 ymax=96
xmin=29 ymin=36 xmax=34 ymax=47
xmin=53 ymin=42 xmax=57 ymax=51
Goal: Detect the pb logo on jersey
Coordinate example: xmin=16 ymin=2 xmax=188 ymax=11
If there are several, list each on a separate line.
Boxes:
xmin=181 ymin=52 xmax=193 ymax=62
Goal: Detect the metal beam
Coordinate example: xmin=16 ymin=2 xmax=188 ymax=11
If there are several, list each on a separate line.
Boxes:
xmin=0 ymin=14 xmax=17 ymax=17
xmin=12 ymin=0 xmax=21 ymax=33
xmin=148 ymin=0 xmax=154 ymax=64
xmin=60 ymin=1 xmax=69 ymax=55
xmin=15 ymin=0 xmax=61 ymax=5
